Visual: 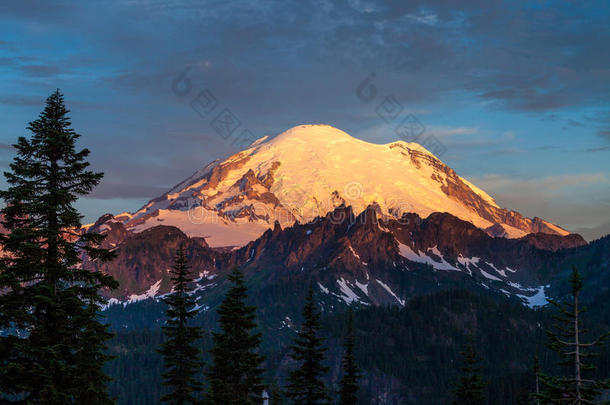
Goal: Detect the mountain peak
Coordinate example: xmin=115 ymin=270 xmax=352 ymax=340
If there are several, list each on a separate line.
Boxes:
xmin=258 ymin=124 xmax=368 ymax=156
xmin=263 ymin=124 xmax=434 ymax=157
xmin=271 ymin=124 xmax=353 ymax=143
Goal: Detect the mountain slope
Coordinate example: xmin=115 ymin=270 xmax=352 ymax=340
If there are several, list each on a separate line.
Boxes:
xmin=108 ymin=125 xmax=570 ymax=247
xmin=89 ymin=205 xmax=585 ymax=303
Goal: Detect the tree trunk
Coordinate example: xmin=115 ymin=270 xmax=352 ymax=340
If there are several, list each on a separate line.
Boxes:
xmin=574 ymin=291 xmax=582 ymax=404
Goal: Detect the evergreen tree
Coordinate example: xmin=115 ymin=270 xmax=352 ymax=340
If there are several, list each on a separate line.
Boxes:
xmin=531 ymin=355 xmax=541 ymax=405
xmin=285 ymin=286 xmax=329 ymax=405
xmin=452 ymin=337 xmax=486 ymax=405
xmin=267 ymin=383 xmax=285 ymax=405
xmin=338 ymin=307 xmax=360 ymax=405
xmin=71 ymin=287 xmax=119 ymax=404
xmin=519 ymin=356 xmax=542 ymax=405
xmin=158 ymin=247 xmax=204 ymax=404
xmin=535 ymin=266 xmax=610 ymax=404
xmin=207 ymin=266 xmax=264 ymax=404
xmin=0 ymin=89 xmax=118 ymax=403
xmin=534 ymin=355 xmax=541 ymax=397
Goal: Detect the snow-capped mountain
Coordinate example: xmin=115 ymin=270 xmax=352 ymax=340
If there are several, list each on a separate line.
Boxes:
xmin=82 ymin=125 xmax=587 ymax=303
xmin=110 ymin=125 xmax=569 ymax=247
xmin=109 ymin=125 xmax=569 ymax=247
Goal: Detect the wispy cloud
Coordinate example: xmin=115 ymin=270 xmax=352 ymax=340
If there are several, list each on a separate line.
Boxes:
xmin=586 ymin=145 xmax=610 ymax=152
xmin=427 ymin=126 xmax=479 ymax=138
xmin=471 ymin=173 xmax=607 ymax=192
xmin=88 ymin=181 xmax=170 ymax=200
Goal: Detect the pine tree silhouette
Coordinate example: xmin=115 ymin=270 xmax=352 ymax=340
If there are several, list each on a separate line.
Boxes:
xmin=207 ymin=266 xmax=264 ymax=404
xmin=285 ymin=286 xmax=329 ymax=405
xmin=338 ymin=307 xmax=361 ymax=405
xmin=452 ymin=337 xmax=486 ymax=405
xmin=0 ymin=89 xmax=118 ymax=403
xmin=159 ymin=247 xmax=204 ymax=404
xmin=535 ymin=266 xmax=610 ymax=404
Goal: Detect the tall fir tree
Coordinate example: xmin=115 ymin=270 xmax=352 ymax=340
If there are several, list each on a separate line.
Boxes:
xmin=285 ymin=286 xmax=329 ymax=405
xmin=338 ymin=307 xmax=360 ymax=405
xmin=452 ymin=337 xmax=486 ymax=405
xmin=519 ymin=356 xmax=542 ymax=405
xmin=158 ymin=247 xmax=204 ymax=404
xmin=535 ymin=266 xmax=610 ymax=404
xmin=0 ymin=89 xmax=118 ymax=403
xmin=207 ymin=266 xmax=264 ymax=404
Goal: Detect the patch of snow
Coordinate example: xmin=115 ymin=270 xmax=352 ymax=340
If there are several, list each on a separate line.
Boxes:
xmin=457 ymin=255 xmax=480 ymax=266
xmin=545 ymin=222 xmax=569 ymax=236
xmin=248 ymin=135 xmax=269 ymax=149
xmin=188 ymin=281 xmax=217 ymax=295
xmin=127 ymin=280 xmax=162 ymax=303
xmin=192 ymin=303 xmax=209 ymax=312
xmin=517 ymin=285 xmax=548 ymax=308
xmin=397 ymin=242 xmax=458 ymax=271
xmin=280 ymin=316 xmax=297 ymax=330
xmin=101 ymin=298 xmax=121 ymax=311
xmin=318 ymin=282 xmax=329 ymax=294
xmin=479 ymin=269 xmax=502 ymax=282
xmin=131 ymin=208 xmax=269 ymax=248
xmin=492 ymin=223 xmax=529 ymax=238
xmin=337 ymin=278 xmax=361 ymax=304
xmin=429 ymin=246 xmax=443 ymax=258
xmin=483 ymin=261 xmax=507 ymax=278
xmin=375 ymin=278 xmax=405 ymax=306
xmin=507 ymin=281 xmax=538 ymax=292
xmin=354 ymin=280 xmax=369 ymax=296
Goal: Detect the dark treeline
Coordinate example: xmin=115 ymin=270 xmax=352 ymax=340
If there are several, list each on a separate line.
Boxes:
xmin=0 ymin=91 xmax=609 ymax=404
xmin=117 ymin=247 xmax=610 ymax=404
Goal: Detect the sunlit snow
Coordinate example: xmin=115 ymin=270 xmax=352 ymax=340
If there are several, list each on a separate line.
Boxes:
xmin=127 ymin=279 xmax=162 ymax=303
xmin=122 ymin=125 xmax=547 ymax=247
xmin=375 ymin=278 xmax=405 ymax=306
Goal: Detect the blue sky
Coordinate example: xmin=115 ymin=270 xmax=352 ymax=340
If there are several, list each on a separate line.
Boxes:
xmin=0 ymin=0 xmax=609 ymax=239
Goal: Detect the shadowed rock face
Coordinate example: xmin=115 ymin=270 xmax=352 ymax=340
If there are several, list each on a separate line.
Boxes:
xmin=80 ymin=206 xmax=587 ymax=302
xmin=88 ymin=213 xmax=131 ymax=248
xmin=517 ymin=232 xmax=587 ymax=251
xmin=213 ymin=205 xmax=586 ymax=305
xmin=226 ymin=205 xmax=583 ymax=272
xmin=83 ymin=224 xmax=219 ymax=299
